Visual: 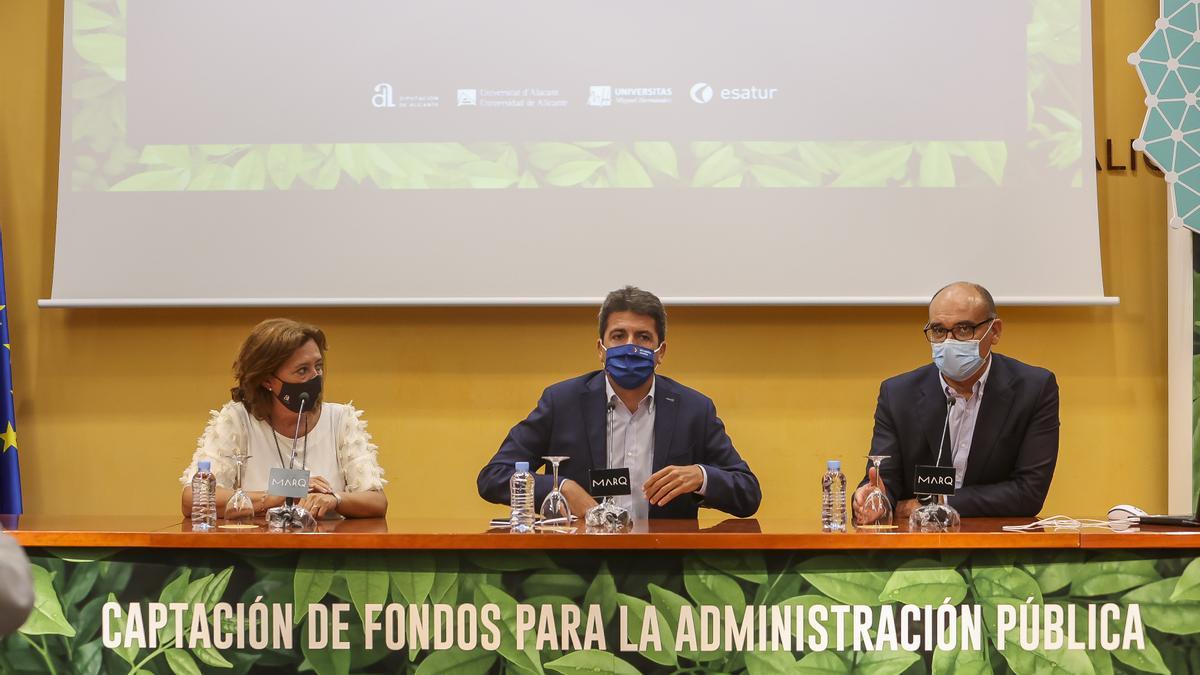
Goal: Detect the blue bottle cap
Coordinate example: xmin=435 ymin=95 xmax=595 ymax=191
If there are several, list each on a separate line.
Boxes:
xmin=198 ymin=460 xmax=211 ymax=472
xmin=827 ymin=460 xmax=840 ymax=471
xmin=515 ymin=461 xmax=530 ymax=472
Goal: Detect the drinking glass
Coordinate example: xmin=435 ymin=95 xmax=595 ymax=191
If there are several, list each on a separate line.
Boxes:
xmin=540 ymin=456 xmax=571 ymax=523
xmin=224 ymin=451 xmax=254 ymax=524
xmin=853 ymin=455 xmax=894 ymax=529
xmin=909 ymin=493 xmax=961 ymax=532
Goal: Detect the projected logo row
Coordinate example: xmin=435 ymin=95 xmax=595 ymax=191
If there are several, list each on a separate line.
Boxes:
xmin=586 ymin=84 xmax=779 ymax=106
xmin=370 ymin=84 xmax=779 ymax=109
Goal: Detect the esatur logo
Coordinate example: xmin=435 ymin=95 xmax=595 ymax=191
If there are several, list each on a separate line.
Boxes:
xmin=720 ymin=86 xmax=779 ymax=101
xmin=690 ymin=82 xmax=779 ymax=104
xmin=690 ymin=82 xmax=713 ymax=104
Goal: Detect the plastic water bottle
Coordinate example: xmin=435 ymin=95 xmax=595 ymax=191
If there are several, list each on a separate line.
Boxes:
xmin=821 ymin=460 xmax=847 ymax=533
xmin=191 ymin=460 xmax=217 ymax=531
xmin=509 ymin=461 xmax=535 ymax=533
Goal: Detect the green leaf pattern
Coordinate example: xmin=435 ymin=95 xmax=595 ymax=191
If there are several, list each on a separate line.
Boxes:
xmin=65 ymin=0 xmax=1116 ymax=192
xmin=5 ymin=550 xmax=1200 ymax=674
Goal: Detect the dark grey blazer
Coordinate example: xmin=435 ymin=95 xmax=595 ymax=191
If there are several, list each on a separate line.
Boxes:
xmin=860 ymin=352 xmax=1060 ymax=517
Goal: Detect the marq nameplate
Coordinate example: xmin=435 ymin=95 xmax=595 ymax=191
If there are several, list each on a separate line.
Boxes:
xmin=268 ymin=467 xmax=311 ymax=498
xmin=913 ymin=465 xmax=956 ymax=496
xmin=588 ymin=468 xmax=632 ymax=497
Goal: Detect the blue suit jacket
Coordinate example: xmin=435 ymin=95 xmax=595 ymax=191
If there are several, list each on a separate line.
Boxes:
xmin=477 ymin=371 xmax=761 ymax=518
xmin=861 ymin=352 xmax=1060 ymax=517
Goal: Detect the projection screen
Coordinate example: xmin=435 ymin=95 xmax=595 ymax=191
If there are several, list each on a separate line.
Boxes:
xmin=45 ymin=0 xmax=1111 ymax=307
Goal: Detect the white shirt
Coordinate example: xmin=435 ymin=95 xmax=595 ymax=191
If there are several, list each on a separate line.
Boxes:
xmin=941 ymin=357 xmax=993 ymax=489
xmin=181 ymin=401 xmax=386 ymax=494
xmin=239 ymin=403 xmax=346 ymax=493
xmin=603 ymin=376 xmax=707 ymax=521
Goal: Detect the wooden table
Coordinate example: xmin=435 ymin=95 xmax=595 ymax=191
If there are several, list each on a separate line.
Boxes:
xmin=6 ymin=514 xmax=1198 ymax=549
xmin=6 ymin=515 xmax=1199 ymax=674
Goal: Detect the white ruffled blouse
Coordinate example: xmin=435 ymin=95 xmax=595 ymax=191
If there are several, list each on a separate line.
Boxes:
xmin=179 ymin=401 xmax=386 ymax=493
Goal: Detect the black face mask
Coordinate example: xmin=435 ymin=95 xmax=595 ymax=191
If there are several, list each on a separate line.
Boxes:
xmin=273 ymin=375 xmax=322 ymax=413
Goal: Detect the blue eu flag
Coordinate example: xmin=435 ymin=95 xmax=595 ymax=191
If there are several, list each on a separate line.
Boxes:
xmin=0 ymin=236 xmax=20 ymax=515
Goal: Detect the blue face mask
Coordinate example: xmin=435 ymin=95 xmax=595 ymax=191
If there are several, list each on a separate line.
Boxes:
xmin=931 ymin=321 xmax=994 ymax=381
xmin=603 ymin=343 xmax=662 ymax=389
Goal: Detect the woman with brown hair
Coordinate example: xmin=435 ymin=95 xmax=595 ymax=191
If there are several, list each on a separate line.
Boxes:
xmin=179 ymin=318 xmax=387 ymax=519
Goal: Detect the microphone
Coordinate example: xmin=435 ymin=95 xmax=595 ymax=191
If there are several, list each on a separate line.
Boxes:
xmin=934 ymin=396 xmax=956 ymax=467
xmin=286 ymin=396 xmax=309 ymax=509
xmin=289 ymin=395 xmax=309 ymax=469
xmin=605 ymin=402 xmax=615 ymax=469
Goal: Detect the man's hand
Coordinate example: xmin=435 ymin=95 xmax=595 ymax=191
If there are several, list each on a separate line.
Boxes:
xmin=308 ymin=476 xmax=333 ymax=494
xmin=643 ymin=465 xmax=704 ymax=507
xmin=852 ymin=466 xmax=892 ymax=525
xmin=298 ymin=492 xmax=338 ymax=518
xmin=559 ymin=479 xmax=598 ymax=518
xmin=894 ymin=498 xmax=919 ymax=523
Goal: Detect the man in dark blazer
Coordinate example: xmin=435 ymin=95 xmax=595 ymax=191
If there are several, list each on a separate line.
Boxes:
xmin=853 ymin=282 xmax=1060 ymax=520
xmin=477 ymin=286 xmax=761 ymax=519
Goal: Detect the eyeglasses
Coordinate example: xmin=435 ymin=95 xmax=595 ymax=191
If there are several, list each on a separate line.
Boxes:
xmin=923 ymin=318 xmax=995 ymax=343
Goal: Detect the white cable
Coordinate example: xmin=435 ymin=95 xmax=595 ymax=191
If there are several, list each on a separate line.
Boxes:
xmin=1001 ymin=515 xmax=1138 ymax=532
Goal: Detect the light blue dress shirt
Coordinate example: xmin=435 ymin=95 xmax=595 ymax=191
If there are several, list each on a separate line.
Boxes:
xmin=941 ymin=357 xmax=993 ymax=489
xmin=604 ymin=376 xmax=707 ymax=521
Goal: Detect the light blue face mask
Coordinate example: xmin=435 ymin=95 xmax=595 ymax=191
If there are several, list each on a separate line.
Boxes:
xmin=931 ymin=320 xmax=995 ymax=381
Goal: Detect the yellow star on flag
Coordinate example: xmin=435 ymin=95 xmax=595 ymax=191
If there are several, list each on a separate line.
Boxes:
xmin=0 ymin=423 xmax=15 ymax=453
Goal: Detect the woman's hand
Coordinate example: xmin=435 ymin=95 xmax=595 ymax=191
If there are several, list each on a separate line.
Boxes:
xmin=299 ymin=492 xmax=338 ymax=518
xmin=251 ymin=491 xmax=284 ymax=515
xmin=327 ymin=490 xmax=387 ymax=518
xmin=308 ymin=475 xmax=333 ymax=494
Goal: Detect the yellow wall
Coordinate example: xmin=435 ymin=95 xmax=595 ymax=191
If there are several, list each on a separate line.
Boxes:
xmin=0 ymin=0 xmax=1170 ymax=521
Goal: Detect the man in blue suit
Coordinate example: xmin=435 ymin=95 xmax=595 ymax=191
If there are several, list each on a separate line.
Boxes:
xmin=477 ymin=286 xmax=761 ymax=519
xmin=852 ymin=281 xmax=1060 ymax=521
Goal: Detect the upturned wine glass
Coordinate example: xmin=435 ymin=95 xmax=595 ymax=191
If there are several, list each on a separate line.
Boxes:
xmin=909 ymin=493 xmax=962 ymax=532
xmin=853 ymin=455 xmax=894 ymax=529
xmin=224 ymin=451 xmax=254 ymax=524
xmin=540 ymin=456 xmax=571 ymax=523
